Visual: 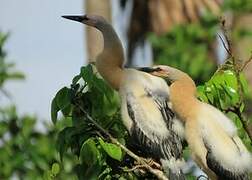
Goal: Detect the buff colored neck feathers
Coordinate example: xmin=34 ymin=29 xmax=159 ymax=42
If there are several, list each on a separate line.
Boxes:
xmin=95 ymin=22 xmax=124 ymax=90
xmin=170 ymin=73 xmax=200 ymax=121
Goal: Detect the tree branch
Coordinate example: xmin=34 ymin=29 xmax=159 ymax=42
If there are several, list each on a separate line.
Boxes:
xmin=241 ymin=53 xmax=252 ymax=71
xmin=76 ymin=103 xmax=168 ymax=180
xmin=218 ymin=20 xmax=252 ymax=141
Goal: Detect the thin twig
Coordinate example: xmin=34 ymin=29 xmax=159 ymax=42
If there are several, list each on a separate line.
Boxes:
xmin=122 ymin=164 xmax=147 ymax=172
xmin=217 ymin=33 xmax=232 ymax=57
xmin=76 ymin=104 xmax=168 ymax=180
xmin=0 ymin=88 xmax=12 ymax=100
xmin=241 ymin=53 xmax=252 ymax=71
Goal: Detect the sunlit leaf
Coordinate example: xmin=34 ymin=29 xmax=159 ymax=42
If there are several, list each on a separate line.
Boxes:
xmin=51 ymin=163 xmax=60 ymax=175
xmin=99 ymin=138 xmax=122 ymax=161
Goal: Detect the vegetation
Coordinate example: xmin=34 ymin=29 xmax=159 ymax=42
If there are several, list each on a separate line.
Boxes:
xmin=51 ymin=64 xmax=137 ymax=179
xmin=223 ymin=0 xmax=252 ymax=13
xmin=52 ymin=61 xmax=252 ymax=179
xmin=0 ymin=33 xmax=24 ymax=91
xmin=52 ymin=5 xmax=252 ymax=179
xmin=0 ymin=32 xmax=76 ymax=180
xmin=1 ymin=0 xmax=252 ymax=179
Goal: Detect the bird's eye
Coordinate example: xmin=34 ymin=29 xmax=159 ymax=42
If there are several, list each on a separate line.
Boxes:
xmin=155 ymin=67 xmax=162 ymax=71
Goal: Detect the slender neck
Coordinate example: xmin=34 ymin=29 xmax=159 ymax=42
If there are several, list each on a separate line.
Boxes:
xmin=95 ymin=23 xmax=124 ymax=90
xmin=97 ymin=23 xmax=123 ymax=52
xmin=170 ymin=76 xmax=199 ymax=121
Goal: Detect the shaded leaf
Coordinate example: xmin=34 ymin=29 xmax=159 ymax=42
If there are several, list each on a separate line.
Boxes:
xmin=51 ymin=97 xmax=59 ymax=124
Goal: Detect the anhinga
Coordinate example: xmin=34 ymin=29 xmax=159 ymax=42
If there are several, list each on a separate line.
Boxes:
xmin=62 ymin=15 xmax=185 ymax=179
xmin=149 ymin=65 xmax=252 ymax=180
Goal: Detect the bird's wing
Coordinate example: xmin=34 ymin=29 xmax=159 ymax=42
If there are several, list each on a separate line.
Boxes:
xmin=120 ymin=70 xmax=185 ymax=179
xmin=205 ymin=141 xmax=250 ymax=180
xmin=201 ymin=102 xmax=237 ymax=136
xmin=124 ymin=81 xmax=184 ymax=161
xmin=199 ymin=104 xmax=252 ymax=179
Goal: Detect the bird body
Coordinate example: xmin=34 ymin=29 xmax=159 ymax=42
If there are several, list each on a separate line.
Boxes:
xmin=120 ymin=68 xmax=185 ymax=179
xmin=120 ymin=68 xmax=171 ymax=132
xmin=188 ymin=102 xmax=252 ymax=179
xmin=62 ymin=14 xmax=186 ymax=179
xmin=151 ymin=65 xmax=252 ymax=180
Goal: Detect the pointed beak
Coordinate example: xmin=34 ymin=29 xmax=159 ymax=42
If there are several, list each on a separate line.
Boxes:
xmin=62 ymin=15 xmax=88 ymax=23
xmin=138 ymin=67 xmax=168 ymax=77
xmin=138 ymin=67 xmax=160 ymax=73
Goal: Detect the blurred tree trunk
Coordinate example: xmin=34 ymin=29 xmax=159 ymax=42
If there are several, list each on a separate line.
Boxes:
xmin=85 ymin=0 xmax=111 ymax=62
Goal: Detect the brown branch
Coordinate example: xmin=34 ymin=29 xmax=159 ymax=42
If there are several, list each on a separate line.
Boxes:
xmin=77 ymin=104 xmax=168 ymax=180
xmin=241 ymin=53 xmax=252 ymax=71
xmin=122 ymin=164 xmax=147 ymax=172
xmin=223 ymin=105 xmax=252 ymax=140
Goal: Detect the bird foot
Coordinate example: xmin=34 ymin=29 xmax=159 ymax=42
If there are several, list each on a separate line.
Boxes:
xmin=142 ymin=158 xmax=161 ymax=169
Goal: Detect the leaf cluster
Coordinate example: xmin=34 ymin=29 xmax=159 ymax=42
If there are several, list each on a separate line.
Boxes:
xmin=0 ymin=106 xmax=77 ymax=180
xmin=223 ymin=0 xmax=252 ymax=13
xmin=0 ymin=32 xmax=76 ymax=180
xmin=51 ymin=64 xmax=139 ymax=180
xmin=197 ymin=69 xmax=252 ymax=151
xmin=0 ymin=32 xmax=24 ymax=89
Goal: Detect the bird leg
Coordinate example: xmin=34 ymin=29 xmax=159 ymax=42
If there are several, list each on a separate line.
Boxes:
xmin=139 ymin=158 xmax=161 ymax=170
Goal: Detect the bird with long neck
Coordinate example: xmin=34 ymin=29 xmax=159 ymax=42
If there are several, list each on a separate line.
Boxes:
xmin=150 ymin=65 xmax=252 ymax=180
xmin=62 ymin=15 xmax=186 ymax=179
xmin=62 ymin=15 xmax=124 ymax=90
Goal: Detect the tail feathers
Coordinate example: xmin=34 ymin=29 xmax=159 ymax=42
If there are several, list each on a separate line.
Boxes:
xmin=161 ymin=158 xmax=186 ymax=180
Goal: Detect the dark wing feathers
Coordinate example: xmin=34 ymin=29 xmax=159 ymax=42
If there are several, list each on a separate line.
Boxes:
xmin=126 ymin=88 xmax=183 ymax=160
xmin=126 ymin=87 xmax=185 ymax=180
xmin=205 ymin=141 xmax=249 ymax=180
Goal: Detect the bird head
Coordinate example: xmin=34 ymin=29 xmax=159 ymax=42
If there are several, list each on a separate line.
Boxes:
xmin=139 ymin=65 xmax=181 ymax=82
xmin=62 ymin=14 xmax=107 ymax=29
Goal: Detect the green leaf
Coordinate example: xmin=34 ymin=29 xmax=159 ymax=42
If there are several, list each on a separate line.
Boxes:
xmin=51 ymin=87 xmax=72 ymax=124
xmin=22 ymin=116 xmax=36 ymax=137
xmin=43 ymin=170 xmax=53 ymax=180
xmin=98 ymin=138 xmax=122 ymax=161
xmin=51 ymin=97 xmax=59 ymax=124
xmin=56 ymin=127 xmax=75 ymax=160
xmin=51 ymin=163 xmax=60 ymax=175
xmin=240 ymin=73 xmax=250 ymax=96
xmin=72 ymin=74 xmax=81 ymax=84
xmin=80 ymin=64 xmax=94 ymax=84
xmin=80 ymin=138 xmax=99 ymax=165
xmin=56 ymin=87 xmax=71 ymax=110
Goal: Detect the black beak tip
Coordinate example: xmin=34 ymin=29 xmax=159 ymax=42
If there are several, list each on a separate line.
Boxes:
xmin=61 ymin=15 xmax=85 ymax=23
xmin=138 ymin=67 xmax=163 ymax=73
